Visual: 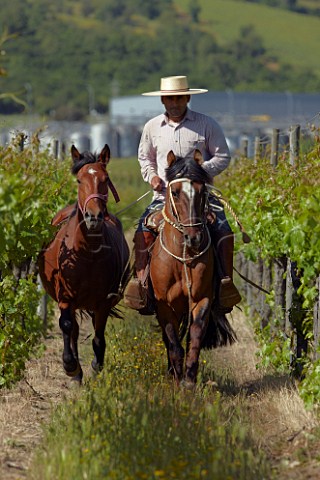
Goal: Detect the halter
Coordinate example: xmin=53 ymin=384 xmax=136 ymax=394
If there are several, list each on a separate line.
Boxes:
xmin=78 ymin=177 xmax=120 ymax=216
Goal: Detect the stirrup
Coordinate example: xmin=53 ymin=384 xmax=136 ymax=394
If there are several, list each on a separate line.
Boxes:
xmin=219 ymin=277 xmax=241 ymax=308
xmin=124 ymin=278 xmax=148 ymax=310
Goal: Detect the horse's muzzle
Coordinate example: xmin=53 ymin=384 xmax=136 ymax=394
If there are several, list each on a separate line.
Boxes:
xmin=84 ymin=211 xmax=104 ymax=230
xmin=184 ymin=231 xmax=203 ymax=249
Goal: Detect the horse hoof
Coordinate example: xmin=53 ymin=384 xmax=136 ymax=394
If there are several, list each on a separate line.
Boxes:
xmin=180 ymin=379 xmax=196 ymax=391
xmin=91 ymin=359 xmax=102 ymax=375
xmin=64 ymin=360 xmax=81 ymax=378
xmin=70 ymin=377 xmax=83 ymax=388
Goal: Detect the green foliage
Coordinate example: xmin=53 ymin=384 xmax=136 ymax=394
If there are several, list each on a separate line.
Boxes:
xmin=32 ymin=315 xmax=269 ymax=479
xmin=217 ymin=130 xmax=320 ymax=309
xmin=0 ymin=29 xmax=27 ymax=110
xmin=0 ymin=276 xmax=44 ymax=386
xmin=0 ymin=133 xmax=74 ymax=273
xmin=1 ymin=0 xmax=319 ymax=117
xmin=255 ymin=322 xmax=292 ymax=372
xmin=216 ymin=129 xmax=320 ymax=403
xmin=175 ymin=0 xmax=320 ymax=83
xmin=108 ymin=158 xmax=151 ymax=231
xmin=299 ymin=357 xmax=320 ymax=408
xmin=0 ymin=134 xmax=75 ymax=386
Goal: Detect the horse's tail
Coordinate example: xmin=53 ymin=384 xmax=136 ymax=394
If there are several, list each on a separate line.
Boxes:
xmin=201 ymin=308 xmax=237 ymax=350
xmin=77 ymin=306 xmax=124 ymax=322
xmin=179 ymin=313 xmax=189 ymax=343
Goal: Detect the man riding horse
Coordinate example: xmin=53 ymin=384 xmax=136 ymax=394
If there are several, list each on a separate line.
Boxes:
xmin=124 ymin=75 xmax=241 ymax=315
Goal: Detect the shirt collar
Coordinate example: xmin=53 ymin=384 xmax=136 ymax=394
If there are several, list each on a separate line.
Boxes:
xmin=161 ymin=107 xmax=194 ymax=126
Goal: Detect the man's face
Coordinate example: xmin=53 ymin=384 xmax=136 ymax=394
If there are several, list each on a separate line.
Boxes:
xmin=161 ymin=95 xmax=190 ymax=121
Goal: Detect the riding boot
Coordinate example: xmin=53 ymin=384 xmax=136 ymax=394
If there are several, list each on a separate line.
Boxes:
xmin=124 ymin=231 xmax=156 ymax=314
xmin=214 ymin=231 xmax=241 ymax=309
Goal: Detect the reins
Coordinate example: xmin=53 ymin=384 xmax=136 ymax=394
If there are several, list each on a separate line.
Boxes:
xmin=159 ymin=221 xmax=211 ymax=263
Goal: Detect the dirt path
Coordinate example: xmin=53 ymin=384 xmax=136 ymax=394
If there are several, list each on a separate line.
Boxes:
xmin=0 ymin=310 xmax=320 ymax=479
xmin=0 ymin=320 xmax=90 ymax=479
xmin=210 ymin=310 xmax=320 ymax=479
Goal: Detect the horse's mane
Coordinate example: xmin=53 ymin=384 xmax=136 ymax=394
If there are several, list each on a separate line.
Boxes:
xmin=165 ymin=156 xmax=210 ymax=184
xmin=71 ymin=151 xmax=99 ymax=175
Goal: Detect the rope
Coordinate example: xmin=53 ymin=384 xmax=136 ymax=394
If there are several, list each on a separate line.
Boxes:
xmin=206 ymin=184 xmax=251 ymax=244
xmin=115 ymin=190 xmax=151 ymax=216
xmin=159 ymin=223 xmax=211 ymax=263
xmin=233 ymin=266 xmax=271 ymax=295
xmin=183 ymin=243 xmax=193 ymax=337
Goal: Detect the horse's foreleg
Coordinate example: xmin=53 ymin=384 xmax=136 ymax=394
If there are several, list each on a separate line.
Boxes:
xmin=59 ymin=305 xmax=82 ymax=378
xmin=185 ymin=300 xmax=210 ymax=386
xmin=91 ymin=311 xmax=107 ymax=374
xmin=70 ymin=319 xmax=83 ymax=384
xmin=164 ymin=323 xmax=184 ymax=384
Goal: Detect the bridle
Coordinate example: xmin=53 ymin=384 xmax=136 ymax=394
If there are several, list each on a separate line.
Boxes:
xmin=160 ymin=177 xmax=211 ymax=263
xmin=166 ymin=177 xmax=206 ymax=231
xmin=78 ymin=176 xmax=120 ymax=216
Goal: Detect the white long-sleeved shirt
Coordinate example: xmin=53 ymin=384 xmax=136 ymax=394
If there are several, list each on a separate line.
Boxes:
xmin=138 ymin=107 xmax=231 ymax=201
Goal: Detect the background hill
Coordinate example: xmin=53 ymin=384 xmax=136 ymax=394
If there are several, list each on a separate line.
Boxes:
xmin=0 ymin=0 xmax=319 ymax=120
xmin=174 ymin=0 xmax=320 ymax=78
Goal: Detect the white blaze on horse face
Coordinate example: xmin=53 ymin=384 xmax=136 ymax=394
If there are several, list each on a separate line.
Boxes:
xmin=88 ymin=167 xmax=97 ymax=175
xmin=181 ymin=180 xmax=194 ymax=220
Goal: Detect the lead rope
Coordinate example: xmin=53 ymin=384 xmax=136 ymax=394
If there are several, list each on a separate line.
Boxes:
xmin=206 ymin=184 xmax=251 ymax=244
xmin=205 ymin=185 xmax=271 ymax=294
xmin=183 ymin=242 xmax=193 ymax=340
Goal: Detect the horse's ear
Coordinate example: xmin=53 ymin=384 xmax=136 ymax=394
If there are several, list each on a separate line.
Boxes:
xmin=194 ymin=149 xmax=204 ymax=165
xmin=167 ymin=150 xmax=176 ymax=167
xmin=99 ymin=144 xmax=111 ymax=166
xmin=71 ymin=145 xmax=80 ymax=162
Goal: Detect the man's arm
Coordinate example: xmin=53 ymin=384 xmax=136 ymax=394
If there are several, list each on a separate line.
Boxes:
xmin=201 ymin=119 xmax=231 ymax=178
xmin=138 ymin=123 xmax=158 ymax=184
xmin=138 ymin=122 xmax=165 ymax=191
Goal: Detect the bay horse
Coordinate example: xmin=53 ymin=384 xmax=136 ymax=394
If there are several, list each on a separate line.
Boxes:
xmin=38 ymin=144 xmax=129 ymax=383
xmin=150 ymin=150 xmax=236 ymax=388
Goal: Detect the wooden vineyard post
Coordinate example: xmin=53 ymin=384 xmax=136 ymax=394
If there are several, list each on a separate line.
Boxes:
xmin=273 ymin=256 xmax=287 ymax=331
xmin=240 ymin=138 xmax=248 ymax=158
xmin=260 ymin=260 xmax=272 ymax=329
xmin=270 ymin=128 xmax=280 ymax=167
xmin=285 ymin=259 xmax=294 ymax=335
xmin=254 ymin=136 xmax=260 ymax=165
xmin=289 ymin=124 xmax=300 ymax=167
xmin=288 ymin=261 xmax=308 ymax=376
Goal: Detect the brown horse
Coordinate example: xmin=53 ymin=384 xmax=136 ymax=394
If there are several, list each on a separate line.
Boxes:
xmin=38 ymin=144 xmax=129 ymax=383
xmin=150 ymin=150 xmax=236 ymax=387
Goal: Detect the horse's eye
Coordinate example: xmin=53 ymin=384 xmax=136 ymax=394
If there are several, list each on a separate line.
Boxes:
xmin=172 ymin=190 xmax=179 ymax=198
xmin=77 ymin=179 xmax=81 ymax=184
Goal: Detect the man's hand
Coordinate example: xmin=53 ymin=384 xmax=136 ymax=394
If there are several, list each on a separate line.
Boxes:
xmin=150 ymin=175 xmax=164 ymax=192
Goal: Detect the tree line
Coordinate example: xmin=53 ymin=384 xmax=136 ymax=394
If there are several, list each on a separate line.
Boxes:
xmin=241 ymin=0 xmax=320 ymax=16
xmin=0 ymin=0 xmax=319 ymax=119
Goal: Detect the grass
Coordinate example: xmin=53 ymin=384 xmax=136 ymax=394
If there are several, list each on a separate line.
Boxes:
xmin=30 ymin=310 xmax=270 ymax=480
xmin=174 ymin=0 xmax=320 ymax=78
xmin=107 ymin=157 xmax=152 ymax=232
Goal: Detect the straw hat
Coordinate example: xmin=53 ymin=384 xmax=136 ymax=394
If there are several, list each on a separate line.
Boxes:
xmin=142 ymin=76 xmax=208 ymax=96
